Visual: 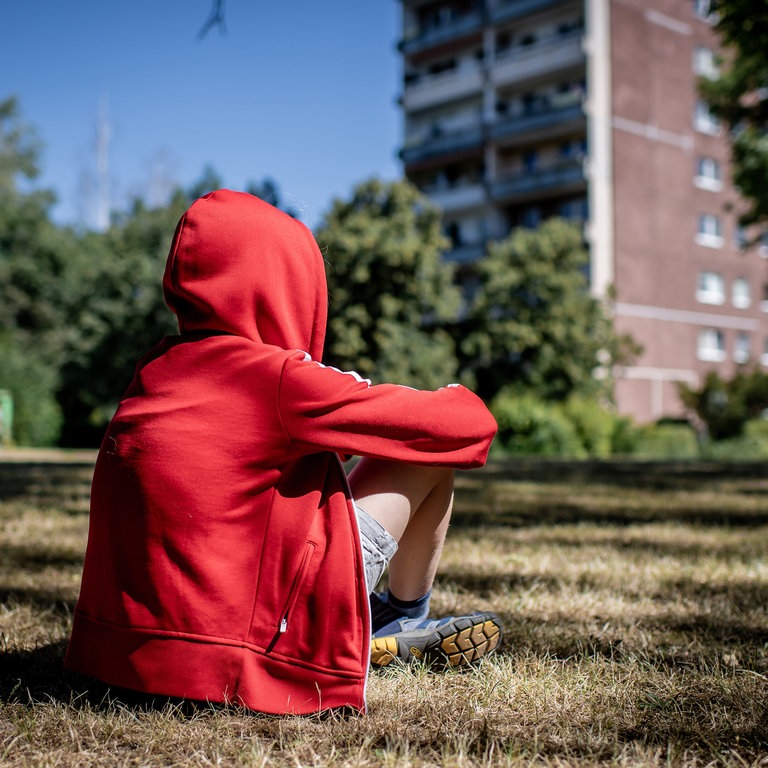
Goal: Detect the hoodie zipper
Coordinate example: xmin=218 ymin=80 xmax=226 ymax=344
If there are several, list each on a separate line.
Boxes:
xmin=267 ymin=541 xmax=315 ymax=650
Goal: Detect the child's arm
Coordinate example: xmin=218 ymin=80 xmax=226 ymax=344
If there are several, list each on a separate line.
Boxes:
xmin=277 ymin=351 xmax=497 ymax=468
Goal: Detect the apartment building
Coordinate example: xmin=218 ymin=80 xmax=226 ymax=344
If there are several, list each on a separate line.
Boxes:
xmin=398 ymin=0 xmax=768 ymax=423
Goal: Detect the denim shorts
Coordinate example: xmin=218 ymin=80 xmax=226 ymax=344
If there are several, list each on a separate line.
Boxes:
xmin=355 ymin=504 xmax=398 ymax=593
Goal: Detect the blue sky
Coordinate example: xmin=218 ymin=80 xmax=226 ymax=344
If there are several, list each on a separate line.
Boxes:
xmin=1 ymin=1 xmax=403 ymax=229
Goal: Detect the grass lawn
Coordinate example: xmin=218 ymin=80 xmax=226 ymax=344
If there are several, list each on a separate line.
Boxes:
xmin=1 ymin=463 xmax=767 ymax=766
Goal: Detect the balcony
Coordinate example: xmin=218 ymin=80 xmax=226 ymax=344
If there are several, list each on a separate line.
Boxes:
xmin=400 ymin=10 xmax=484 ymax=56
xmin=492 ymin=29 xmax=584 ymax=88
xmin=491 ymin=157 xmax=586 ymax=202
xmin=490 ymin=0 xmax=571 ymax=25
xmin=401 ymin=124 xmax=484 ymax=166
xmin=490 ymin=101 xmax=585 ymax=145
xmin=402 ymin=63 xmax=484 ymax=112
xmin=425 ymin=182 xmax=486 ymax=213
xmin=444 ymin=241 xmax=486 ymax=264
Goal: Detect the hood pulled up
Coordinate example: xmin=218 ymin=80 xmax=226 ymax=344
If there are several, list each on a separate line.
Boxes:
xmin=163 ymin=189 xmax=327 ymax=360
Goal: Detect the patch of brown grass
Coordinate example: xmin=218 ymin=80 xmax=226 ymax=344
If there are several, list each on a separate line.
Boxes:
xmin=2 ymin=468 xmax=768 ymax=766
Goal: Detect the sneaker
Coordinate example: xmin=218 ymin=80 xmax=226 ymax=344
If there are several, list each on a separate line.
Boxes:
xmin=370 ymin=612 xmax=503 ymax=669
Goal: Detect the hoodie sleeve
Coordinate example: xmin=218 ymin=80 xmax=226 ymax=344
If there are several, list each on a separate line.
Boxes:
xmin=277 ymin=351 xmax=497 ymax=468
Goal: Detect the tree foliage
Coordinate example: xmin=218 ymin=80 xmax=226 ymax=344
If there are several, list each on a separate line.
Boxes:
xmin=700 ymin=1 xmax=768 ymax=226
xmin=317 ymin=178 xmax=461 ymax=389
xmin=55 ymin=194 xmax=187 ymax=444
xmin=462 ymin=218 xmax=638 ymax=402
xmin=679 ymin=367 xmax=768 ymax=440
xmin=0 ymin=97 xmax=78 ymax=444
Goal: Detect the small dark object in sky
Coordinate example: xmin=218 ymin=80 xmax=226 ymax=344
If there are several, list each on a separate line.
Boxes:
xmin=198 ymin=0 xmax=226 ymax=39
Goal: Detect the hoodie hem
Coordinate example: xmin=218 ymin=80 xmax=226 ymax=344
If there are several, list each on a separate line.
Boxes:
xmin=65 ymin=614 xmax=366 ymax=716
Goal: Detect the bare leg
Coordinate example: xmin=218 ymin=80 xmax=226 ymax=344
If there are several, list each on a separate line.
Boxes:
xmin=348 ymin=457 xmax=454 ymax=601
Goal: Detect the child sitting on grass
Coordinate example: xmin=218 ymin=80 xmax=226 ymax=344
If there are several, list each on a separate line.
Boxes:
xmin=65 ymin=189 xmax=502 ymax=715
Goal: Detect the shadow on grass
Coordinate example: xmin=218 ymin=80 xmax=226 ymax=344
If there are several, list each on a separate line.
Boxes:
xmin=0 ymin=639 xmax=205 ymax=715
xmin=0 ymin=542 xmax=84 ymax=572
xmin=452 ymin=500 xmax=768 ymax=528
xmin=0 ymin=587 xmax=75 ymax=614
xmin=473 ymin=459 xmax=768 ymax=490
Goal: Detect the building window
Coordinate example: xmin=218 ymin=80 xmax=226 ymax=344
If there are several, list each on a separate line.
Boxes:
xmin=760 ymin=230 xmax=768 ymax=258
xmin=696 ymin=271 xmax=725 ymax=305
xmin=558 ymin=197 xmax=588 ymax=221
xmin=762 ymin=338 xmax=768 ymax=367
xmin=523 ymin=149 xmax=538 ymax=173
xmin=521 ymin=206 xmax=542 ymax=229
xmin=696 ymin=214 xmax=724 ymax=248
xmin=693 ymin=46 xmax=719 ymax=79
xmin=693 ymin=0 xmax=717 ymax=23
xmin=762 ymin=284 xmax=768 ymax=313
xmin=732 ymin=277 xmax=751 ymax=309
xmin=698 ymin=328 xmax=726 ymax=362
xmin=694 ymin=156 xmax=722 ymax=191
xmin=559 ymin=139 xmax=587 ymax=159
xmin=694 ymin=100 xmax=721 ymax=135
xmin=734 ymin=333 xmax=751 ymax=364
xmin=446 ymin=222 xmax=462 ymax=247
xmin=735 ymin=225 xmax=749 ymax=251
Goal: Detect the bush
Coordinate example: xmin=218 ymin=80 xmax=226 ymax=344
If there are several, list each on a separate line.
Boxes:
xmin=0 ymin=334 xmax=62 ymax=446
xmin=490 ymin=391 xmax=585 ymax=457
xmin=558 ymin=396 xmax=618 ymax=458
xmin=490 ymin=391 xmax=645 ymax=458
xmin=701 ymin=417 xmax=768 ymax=460
xmin=609 ymin=414 xmax=640 ymax=456
xmin=632 ymin=422 xmax=700 ymax=459
xmin=680 ymin=368 xmax=768 ymax=440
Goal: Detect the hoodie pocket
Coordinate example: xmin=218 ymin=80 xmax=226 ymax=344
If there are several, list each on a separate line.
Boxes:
xmin=266 ymin=541 xmax=316 ymax=652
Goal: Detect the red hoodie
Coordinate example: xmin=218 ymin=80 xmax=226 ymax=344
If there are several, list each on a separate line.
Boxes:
xmin=65 ymin=189 xmax=497 ymax=714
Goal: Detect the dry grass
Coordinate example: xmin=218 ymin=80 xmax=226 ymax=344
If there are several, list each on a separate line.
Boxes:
xmin=1 ymin=466 xmax=768 ymax=767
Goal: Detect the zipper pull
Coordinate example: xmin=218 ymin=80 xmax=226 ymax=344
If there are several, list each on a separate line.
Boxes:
xmin=279 ymin=617 xmax=288 ymax=633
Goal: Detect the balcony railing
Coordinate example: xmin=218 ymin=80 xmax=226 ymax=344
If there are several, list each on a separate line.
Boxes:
xmin=490 ymin=102 xmax=585 ymax=143
xmin=490 ymin=0 xmax=570 ymax=25
xmin=424 ymin=182 xmax=486 ymax=213
xmin=399 ymin=10 xmax=484 ymax=56
xmin=492 ymin=29 xmax=584 ymax=87
xmin=401 ymin=125 xmax=484 ymax=165
xmin=402 ymin=63 xmax=484 ymax=112
xmin=444 ymin=241 xmax=486 ymax=264
xmin=491 ymin=157 xmax=586 ymax=202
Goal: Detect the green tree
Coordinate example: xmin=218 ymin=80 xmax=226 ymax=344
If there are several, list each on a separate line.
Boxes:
xmin=0 ymin=96 xmax=78 ymax=444
xmin=316 ymin=178 xmax=461 ymax=389
xmin=700 ymin=2 xmax=768 ymax=227
xmin=56 ymin=192 xmax=188 ymax=445
xmin=463 ymin=218 xmax=637 ymax=402
xmin=246 ymin=177 xmax=299 ymax=219
xmin=680 ymin=367 xmax=768 ymax=441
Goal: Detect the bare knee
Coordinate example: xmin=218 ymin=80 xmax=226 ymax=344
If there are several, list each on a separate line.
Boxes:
xmin=350 ymin=457 xmax=452 ymax=494
xmin=348 ymin=458 xmax=454 ymax=542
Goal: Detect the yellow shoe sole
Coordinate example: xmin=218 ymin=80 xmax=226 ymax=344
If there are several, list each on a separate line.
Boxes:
xmin=370 ymin=612 xmax=502 ymax=668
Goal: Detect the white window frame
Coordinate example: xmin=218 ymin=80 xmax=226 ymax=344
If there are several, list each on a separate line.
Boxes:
xmin=693 ymin=0 xmax=718 ymax=24
xmin=694 ymin=100 xmax=721 ymax=135
xmin=735 ymin=225 xmax=749 ymax=251
xmin=734 ymin=332 xmax=751 ymax=364
xmin=696 ymin=271 xmax=725 ymax=305
xmin=732 ymin=277 xmax=751 ymax=309
xmin=694 ymin=156 xmax=723 ymax=191
xmin=698 ymin=328 xmax=726 ymax=362
xmin=696 ymin=214 xmax=724 ymax=248
xmin=693 ymin=46 xmax=719 ymax=80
